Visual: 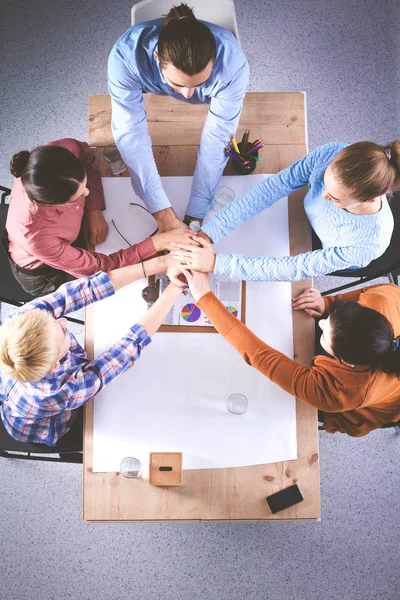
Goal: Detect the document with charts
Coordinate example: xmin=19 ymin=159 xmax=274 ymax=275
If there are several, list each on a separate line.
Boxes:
xmin=154 ymin=273 xmax=245 ymax=330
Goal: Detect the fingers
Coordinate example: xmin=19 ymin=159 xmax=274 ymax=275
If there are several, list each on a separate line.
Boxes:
xmin=181 ymin=268 xmax=192 ymax=281
xmin=170 ymin=242 xmax=197 ymax=251
xmin=195 ymin=236 xmax=211 ymax=249
xmin=292 ymin=300 xmax=320 ymax=312
xmin=188 ymin=235 xmax=202 ymax=247
xmin=305 ymin=309 xmax=322 ymax=318
xmin=170 ymin=251 xmax=193 ymax=260
xmin=292 ymin=287 xmax=319 ymax=302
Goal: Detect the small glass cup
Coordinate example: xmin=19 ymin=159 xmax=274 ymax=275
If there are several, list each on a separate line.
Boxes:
xmin=104 ymin=145 xmax=126 ymax=175
xmin=227 ymin=393 xmax=248 ymax=415
xmin=212 ymin=186 xmax=235 ymax=210
xmin=120 ymin=456 xmax=141 ymax=478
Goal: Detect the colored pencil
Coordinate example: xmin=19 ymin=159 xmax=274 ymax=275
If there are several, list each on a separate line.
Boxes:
xmin=245 ymin=142 xmax=265 ymax=156
xmin=225 ymin=148 xmax=249 ymax=165
xmin=240 ymin=129 xmax=250 ymax=154
xmin=244 ymin=138 xmax=262 ymax=154
xmin=225 ymin=146 xmax=246 ymax=163
xmin=230 ymin=135 xmax=240 ymax=154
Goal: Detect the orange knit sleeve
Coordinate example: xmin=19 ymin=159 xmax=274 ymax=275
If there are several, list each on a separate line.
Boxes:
xmin=322 ymin=285 xmax=388 ymax=314
xmin=197 ymin=292 xmax=360 ymax=412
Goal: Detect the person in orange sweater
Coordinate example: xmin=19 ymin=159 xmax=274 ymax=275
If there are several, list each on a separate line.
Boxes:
xmin=181 ymin=269 xmax=400 ymax=437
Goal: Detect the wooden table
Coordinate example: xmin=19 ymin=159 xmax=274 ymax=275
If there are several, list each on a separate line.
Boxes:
xmin=84 ymin=92 xmax=320 ymax=521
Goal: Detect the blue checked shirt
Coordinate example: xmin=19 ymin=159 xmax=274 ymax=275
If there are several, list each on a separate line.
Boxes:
xmin=0 ymin=272 xmax=151 ymax=446
xmin=108 ymin=19 xmax=249 ymax=218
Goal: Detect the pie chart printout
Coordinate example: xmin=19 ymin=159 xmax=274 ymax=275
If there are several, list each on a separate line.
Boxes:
xmin=181 ymin=303 xmax=201 ymax=323
xmin=226 ymin=305 xmax=238 ymax=317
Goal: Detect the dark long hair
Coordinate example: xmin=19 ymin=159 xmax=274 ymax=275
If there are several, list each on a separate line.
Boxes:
xmin=330 ymin=300 xmax=400 ymax=376
xmin=10 ymin=146 xmax=85 ymax=205
xmin=158 ymin=3 xmax=216 ymax=75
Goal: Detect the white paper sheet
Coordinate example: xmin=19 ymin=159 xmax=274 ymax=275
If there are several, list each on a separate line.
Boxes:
xmin=92 ymin=175 xmax=297 ymax=473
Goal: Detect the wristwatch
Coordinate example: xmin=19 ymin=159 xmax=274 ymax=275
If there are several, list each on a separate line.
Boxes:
xmin=189 ymin=220 xmax=201 ymax=232
xmin=184 ymin=215 xmax=203 ymax=230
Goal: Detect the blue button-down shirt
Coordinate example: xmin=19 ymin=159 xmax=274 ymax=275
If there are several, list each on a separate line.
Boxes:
xmin=0 ymin=272 xmax=151 ymax=446
xmin=108 ymin=19 xmax=249 ymax=218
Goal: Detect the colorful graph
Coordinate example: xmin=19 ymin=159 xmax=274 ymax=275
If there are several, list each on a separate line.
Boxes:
xmin=181 ymin=303 xmax=201 ymax=323
xmin=226 ymin=305 xmax=238 ymax=318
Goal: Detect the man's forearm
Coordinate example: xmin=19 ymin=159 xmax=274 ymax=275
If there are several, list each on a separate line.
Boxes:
xmin=153 ymin=207 xmax=187 ymax=233
xmin=109 ymin=256 xmax=167 ymax=292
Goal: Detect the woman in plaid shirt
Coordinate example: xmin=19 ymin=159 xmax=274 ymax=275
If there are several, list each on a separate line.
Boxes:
xmin=0 ymin=256 xmax=183 ymax=446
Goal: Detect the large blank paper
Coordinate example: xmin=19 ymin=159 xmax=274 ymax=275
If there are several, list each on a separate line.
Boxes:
xmin=92 ymin=176 xmax=296 ymax=472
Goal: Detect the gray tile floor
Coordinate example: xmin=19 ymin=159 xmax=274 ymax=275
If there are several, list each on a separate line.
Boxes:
xmin=1 ymin=1 xmax=400 ymax=599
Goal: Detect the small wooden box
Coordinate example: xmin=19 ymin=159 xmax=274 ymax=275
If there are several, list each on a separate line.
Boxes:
xmin=149 ymin=452 xmax=183 ymax=486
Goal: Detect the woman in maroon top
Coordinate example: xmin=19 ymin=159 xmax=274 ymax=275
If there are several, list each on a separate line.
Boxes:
xmin=5 ymin=138 xmax=192 ymax=296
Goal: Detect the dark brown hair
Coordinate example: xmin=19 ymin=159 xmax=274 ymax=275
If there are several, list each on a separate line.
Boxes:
xmin=10 ymin=146 xmax=85 ymax=205
xmin=330 ymin=300 xmax=400 ymax=376
xmin=330 ymin=140 xmax=400 ymax=202
xmin=157 ymin=3 xmax=216 ymax=76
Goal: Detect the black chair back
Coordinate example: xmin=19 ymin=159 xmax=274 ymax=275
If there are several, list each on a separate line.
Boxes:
xmin=0 ymin=407 xmax=83 ymax=463
xmin=0 ymin=200 xmax=35 ymax=304
xmin=0 ymin=186 xmax=83 ymax=324
xmin=321 ymin=191 xmax=400 ymax=295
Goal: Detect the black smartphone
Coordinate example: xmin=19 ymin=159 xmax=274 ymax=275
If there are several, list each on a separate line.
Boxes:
xmin=266 ymin=484 xmax=304 ymax=514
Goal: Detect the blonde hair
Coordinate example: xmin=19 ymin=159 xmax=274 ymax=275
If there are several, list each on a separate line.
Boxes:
xmin=330 ymin=140 xmax=400 ymax=202
xmin=0 ymin=310 xmax=60 ymax=383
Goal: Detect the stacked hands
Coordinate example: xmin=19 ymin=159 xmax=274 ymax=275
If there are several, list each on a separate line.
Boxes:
xmin=164 ymin=232 xmax=326 ymax=317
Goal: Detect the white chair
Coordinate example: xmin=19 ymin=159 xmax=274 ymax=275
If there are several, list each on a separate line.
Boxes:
xmin=131 ymin=0 xmax=240 ymax=42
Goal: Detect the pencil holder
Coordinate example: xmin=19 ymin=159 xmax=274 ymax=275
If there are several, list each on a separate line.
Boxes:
xmin=231 ymin=142 xmax=258 ymax=175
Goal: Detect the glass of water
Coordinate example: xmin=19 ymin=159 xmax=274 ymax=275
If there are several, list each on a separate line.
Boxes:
xmin=104 ymin=145 xmax=126 ymax=175
xmin=227 ymin=393 xmax=248 ymax=415
xmin=212 ymin=186 xmax=235 ymax=210
xmin=120 ymin=456 xmax=141 ymax=478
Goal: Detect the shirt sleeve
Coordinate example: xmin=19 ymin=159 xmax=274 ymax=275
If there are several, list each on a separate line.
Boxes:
xmin=108 ymin=47 xmax=171 ymax=214
xmin=186 ymin=60 xmax=249 ymax=219
xmin=322 ymin=283 xmax=387 ymax=314
xmin=196 ymin=291 xmax=362 ymax=412
xmin=27 ymin=229 xmax=157 ymax=278
xmin=213 ymin=242 xmax=382 ymax=282
xmin=49 ymin=324 xmax=152 ymax=411
xmin=202 ymin=147 xmax=320 ymax=243
xmin=17 ymin=271 xmax=115 ymax=318
xmin=47 ymin=139 xmax=106 ymax=212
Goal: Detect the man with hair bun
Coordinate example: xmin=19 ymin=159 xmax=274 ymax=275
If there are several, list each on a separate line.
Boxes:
xmin=108 ymin=2 xmax=249 ymax=232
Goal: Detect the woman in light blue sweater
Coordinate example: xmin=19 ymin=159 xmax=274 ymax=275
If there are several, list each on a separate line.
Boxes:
xmin=170 ymin=141 xmax=400 ymax=281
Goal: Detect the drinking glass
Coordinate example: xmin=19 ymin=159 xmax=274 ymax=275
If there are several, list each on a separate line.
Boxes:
xmin=104 ymin=145 xmax=126 ymax=175
xmin=120 ymin=456 xmax=141 ymax=478
xmin=212 ymin=186 xmax=235 ymax=210
xmin=227 ymin=393 xmax=248 ymax=415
